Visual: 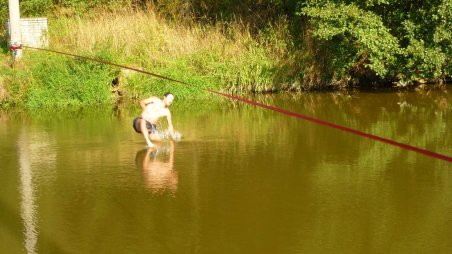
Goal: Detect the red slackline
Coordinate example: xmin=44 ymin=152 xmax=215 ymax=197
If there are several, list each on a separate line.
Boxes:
xmin=22 ymin=46 xmax=452 ymax=163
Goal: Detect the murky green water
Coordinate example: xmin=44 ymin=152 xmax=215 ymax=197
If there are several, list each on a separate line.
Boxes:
xmin=1 ymin=88 xmax=451 ymax=254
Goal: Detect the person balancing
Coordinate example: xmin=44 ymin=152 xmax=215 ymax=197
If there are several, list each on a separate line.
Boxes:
xmin=133 ymin=92 xmax=176 ymax=148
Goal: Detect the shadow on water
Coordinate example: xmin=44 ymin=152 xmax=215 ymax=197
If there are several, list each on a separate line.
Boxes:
xmin=0 ymin=199 xmax=68 ymax=254
xmin=0 ymin=199 xmax=23 ymax=248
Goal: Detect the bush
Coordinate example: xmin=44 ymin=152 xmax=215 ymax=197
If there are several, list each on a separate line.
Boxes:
xmin=299 ymin=0 xmax=452 ymax=86
xmin=24 ymin=50 xmax=116 ymax=108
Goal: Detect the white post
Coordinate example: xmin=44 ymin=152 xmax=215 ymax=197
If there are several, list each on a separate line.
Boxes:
xmin=8 ymin=0 xmax=22 ymax=60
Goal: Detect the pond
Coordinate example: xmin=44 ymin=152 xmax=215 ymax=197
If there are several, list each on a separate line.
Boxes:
xmin=1 ymin=87 xmax=451 ymax=253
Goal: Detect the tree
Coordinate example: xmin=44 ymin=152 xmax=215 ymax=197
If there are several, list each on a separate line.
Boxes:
xmin=299 ymin=0 xmax=452 ymax=86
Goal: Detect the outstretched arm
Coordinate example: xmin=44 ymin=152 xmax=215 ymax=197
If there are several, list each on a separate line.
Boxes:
xmin=166 ymin=112 xmax=174 ymax=136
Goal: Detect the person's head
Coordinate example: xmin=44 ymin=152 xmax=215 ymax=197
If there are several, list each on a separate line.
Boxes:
xmin=163 ymin=92 xmax=174 ymax=107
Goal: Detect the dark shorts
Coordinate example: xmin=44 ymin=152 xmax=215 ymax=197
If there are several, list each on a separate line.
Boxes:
xmin=133 ymin=117 xmax=158 ymax=134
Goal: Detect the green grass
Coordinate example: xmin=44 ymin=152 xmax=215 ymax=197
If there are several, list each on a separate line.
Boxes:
xmin=0 ymin=8 xmax=294 ymax=109
xmin=18 ymin=50 xmax=115 ymax=108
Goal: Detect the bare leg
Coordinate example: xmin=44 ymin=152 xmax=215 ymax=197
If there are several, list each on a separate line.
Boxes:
xmin=149 ymin=133 xmax=162 ymax=141
xmin=140 ymin=119 xmax=154 ymax=147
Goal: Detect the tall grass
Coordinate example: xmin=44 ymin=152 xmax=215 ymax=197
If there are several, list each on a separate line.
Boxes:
xmin=48 ymin=8 xmax=293 ymax=93
xmin=1 ymin=7 xmax=294 ymax=108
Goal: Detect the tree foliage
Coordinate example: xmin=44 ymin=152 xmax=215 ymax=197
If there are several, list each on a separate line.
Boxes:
xmin=299 ymin=0 xmax=452 ymax=86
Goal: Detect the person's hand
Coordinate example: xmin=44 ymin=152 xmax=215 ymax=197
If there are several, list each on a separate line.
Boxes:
xmin=146 ymin=142 xmax=155 ymax=148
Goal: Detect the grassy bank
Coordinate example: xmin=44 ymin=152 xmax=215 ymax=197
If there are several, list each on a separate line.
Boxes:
xmin=0 ymin=8 xmax=294 ymax=109
xmin=2 ymin=1 xmax=449 ymax=109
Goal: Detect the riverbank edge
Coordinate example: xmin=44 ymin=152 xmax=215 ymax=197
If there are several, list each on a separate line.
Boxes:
xmin=0 ymin=6 xmax=450 ymax=109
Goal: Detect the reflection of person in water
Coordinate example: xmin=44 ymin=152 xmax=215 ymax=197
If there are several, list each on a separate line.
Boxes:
xmin=135 ymin=142 xmax=177 ymax=194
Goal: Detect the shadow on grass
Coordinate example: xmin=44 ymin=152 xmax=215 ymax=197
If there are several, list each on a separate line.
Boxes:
xmin=1 ymin=36 xmax=9 ymax=54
